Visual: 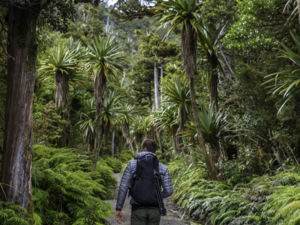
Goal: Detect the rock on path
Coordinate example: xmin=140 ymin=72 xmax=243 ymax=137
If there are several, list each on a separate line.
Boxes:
xmin=106 ymin=173 xmax=189 ymax=225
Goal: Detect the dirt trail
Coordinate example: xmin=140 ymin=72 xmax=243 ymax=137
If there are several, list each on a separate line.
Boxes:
xmin=106 ymin=173 xmax=189 ymax=225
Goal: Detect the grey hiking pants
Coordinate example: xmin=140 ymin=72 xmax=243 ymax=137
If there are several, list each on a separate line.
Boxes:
xmin=131 ymin=207 xmax=161 ymax=225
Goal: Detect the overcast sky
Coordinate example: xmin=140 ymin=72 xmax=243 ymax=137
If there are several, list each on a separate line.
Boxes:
xmin=107 ymin=0 xmax=117 ymax=5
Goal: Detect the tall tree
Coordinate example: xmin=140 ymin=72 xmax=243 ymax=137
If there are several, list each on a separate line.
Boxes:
xmin=161 ymin=74 xmax=190 ymax=155
xmin=39 ymin=38 xmax=82 ymax=112
xmin=197 ymin=25 xmax=226 ymax=111
xmin=87 ymin=36 xmax=124 ymax=166
xmin=0 ymin=1 xmax=43 ymax=212
xmin=156 ymin=0 xmax=218 ymax=178
xmin=0 ymin=0 xmax=92 ymax=211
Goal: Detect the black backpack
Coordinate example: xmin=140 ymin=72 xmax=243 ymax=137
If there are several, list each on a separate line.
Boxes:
xmin=129 ymin=153 xmax=160 ymax=207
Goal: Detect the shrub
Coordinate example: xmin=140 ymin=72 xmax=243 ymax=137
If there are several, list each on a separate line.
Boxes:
xmin=33 ymin=102 xmax=69 ymax=146
xmin=0 ymin=201 xmax=42 ymax=225
xmin=116 ymin=150 xmax=134 ymax=163
xmin=103 ymin=156 xmax=123 ymax=173
xmin=169 ymin=159 xmax=300 ymax=225
xmin=32 ymin=145 xmax=114 ymax=225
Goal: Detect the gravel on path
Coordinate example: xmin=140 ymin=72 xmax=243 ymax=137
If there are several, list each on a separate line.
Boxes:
xmin=106 ymin=173 xmax=189 ymax=225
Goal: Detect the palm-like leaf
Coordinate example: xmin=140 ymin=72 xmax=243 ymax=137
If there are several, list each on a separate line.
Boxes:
xmin=199 ymin=104 xmax=224 ymax=143
xmin=79 ymin=117 xmax=96 ymax=138
xmin=39 ymin=38 xmax=83 ymax=110
xmin=39 ymin=39 xmax=81 ymax=77
xmin=155 ymin=0 xmax=202 ymax=39
xmin=162 ymin=75 xmax=191 ymax=123
xmin=78 ymin=99 xmax=96 ymax=139
xmin=87 ymin=36 xmax=125 ymax=79
xmin=197 ymin=25 xmax=226 ymax=69
xmin=264 ymin=32 xmax=300 ymax=113
xmin=284 ymin=0 xmax=300 ymax=25
xmin=101 ymin=91 xmax=121 ymax=126
xmin=183 ymin=104 xmax=225 ymax=145
xmin=153 ymin=106 xmax=178 ymax=131
xmin=117 ymin=104 xmax=136 ymax=125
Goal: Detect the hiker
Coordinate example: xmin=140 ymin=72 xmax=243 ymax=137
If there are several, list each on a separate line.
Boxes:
xmin=115 ymin=139 xmax=173 ymax=225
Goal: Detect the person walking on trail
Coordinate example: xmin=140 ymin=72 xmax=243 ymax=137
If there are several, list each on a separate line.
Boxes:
xmin=115 ymin=139 xmax=173 ymax=225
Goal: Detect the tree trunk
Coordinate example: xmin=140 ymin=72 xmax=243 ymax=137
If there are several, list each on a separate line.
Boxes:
xmin=55 ymin=70 xmax=69 ymax=112
xmin=172 ymin=125 xmax=181 ymax=154
xmin=147 ymin=93 xmax=152 ymax=109
xmin=177 ymin=109 xmax=187 ymax=155
xmin=190 ymin=76 xmax=218 ymax=178
xmin=297 ymin=0 xmax=300 ymax=25
xmin=154 ymin=62 xmax=160 ymax=110
xmin=155 ymin=129 xmax=163 ymax=153
xmin=146 ymin=126 xmax=155 ymax=139
xmin=182 ymin=22 xmax=218 ymax=179
xmin=1 ymin=6 xmax=38 ymax=212
xmin=160 ymin=65 xmax=163 ymax=103
xmin=122 ymin=122 xmax=134 ymax=151
xmin=219 ymin=47 xmax=233 ymax=79
xmin=134 ymin=132 xmax=143 ymax=152
xmin=111 ymin=130 xmax=115 ymax=157
xmin=93 ymin=69 xmax=107 ymax=167
xmin=208 ymin=61 xmax=219 ymax=111
xmin=93 ymin=123 xmax=104 ymax=168
xmin=87 ymin=130 xmax=94 ymax=153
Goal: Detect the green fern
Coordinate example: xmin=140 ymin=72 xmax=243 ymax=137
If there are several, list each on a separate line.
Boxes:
xmin=32 ymin=145 xmax=115 ymax=224
xmin=169 ymin=160 xmax=300 ymax=225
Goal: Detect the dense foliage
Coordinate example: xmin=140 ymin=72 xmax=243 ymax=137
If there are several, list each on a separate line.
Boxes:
xmin=0 ymin=145 xmax=120 ymax=225
xmin=1 ymin=0 xmax=300 ymax=224
xmin=169 ymin=160 xmax=300 ymax=225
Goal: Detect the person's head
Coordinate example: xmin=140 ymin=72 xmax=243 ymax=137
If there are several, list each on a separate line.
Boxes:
xmin=142 ymin=139 xmax=157 ymax=153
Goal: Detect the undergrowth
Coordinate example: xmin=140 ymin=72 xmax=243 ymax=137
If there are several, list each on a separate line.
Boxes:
xmin=115 ymin=150 xmax=133 ymax=164
xmin=102 ymin=155 xmax=123 ymax=173
xmin=0 ymin=146 xmax=129 ymax=225
xmin=0 ymin=201 xmax=41 ymax=225
xmin=32 ymin=145 xmax=115 ymax=225
xmin=169 ymin=160 xmax=300 ymax=225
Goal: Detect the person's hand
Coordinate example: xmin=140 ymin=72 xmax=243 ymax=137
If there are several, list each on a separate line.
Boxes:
xmin=115 ymin=210 xmax=123 ymax=224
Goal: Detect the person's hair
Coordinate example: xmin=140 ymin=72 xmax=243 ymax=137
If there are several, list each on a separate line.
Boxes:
xmin=142 ymin=139 xmax=157 ymax=153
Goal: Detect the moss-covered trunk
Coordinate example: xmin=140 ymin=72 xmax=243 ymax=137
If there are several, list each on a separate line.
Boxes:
xmin=1 ymin=5 xmax=38 ymax=212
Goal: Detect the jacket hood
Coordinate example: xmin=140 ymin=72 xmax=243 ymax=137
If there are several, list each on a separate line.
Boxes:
xmin=134 ymin=151 xmax=156 ymax=159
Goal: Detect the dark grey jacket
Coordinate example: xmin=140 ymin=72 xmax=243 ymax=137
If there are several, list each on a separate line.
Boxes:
xmin=116 ymin=152 xmax=173 ymax=211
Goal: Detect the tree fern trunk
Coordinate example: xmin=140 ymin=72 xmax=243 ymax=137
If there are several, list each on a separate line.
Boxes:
xmin=1 ymin=5 xmax=38 ymax=213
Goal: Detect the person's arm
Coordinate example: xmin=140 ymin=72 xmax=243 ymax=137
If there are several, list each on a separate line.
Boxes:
xmin=116 ymin=161 xmax=133 ymax=211
xmin=161 ymin=167 xmax=173 ymax=198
